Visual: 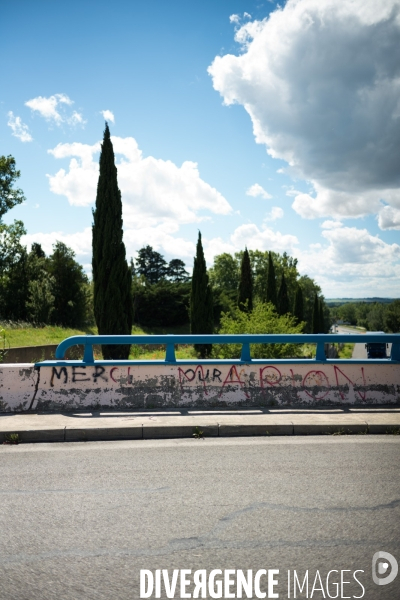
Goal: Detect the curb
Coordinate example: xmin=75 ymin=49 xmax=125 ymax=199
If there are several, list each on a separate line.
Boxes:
xmin=1 ymin=421 xmax=399 ymax=444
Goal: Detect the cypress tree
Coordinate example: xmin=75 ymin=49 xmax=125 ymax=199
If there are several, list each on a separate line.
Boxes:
xmin=277 ymin=272 xmax=289 ymax=315
xmin=319 ymin=298 xmax=326 ymax=333
xmin=238 ymin=248 xmax=253 ymax=312
xmin=312 ymin=293 xmax=320 ymax=334
xmin=293 ymin=285 xmax=304 ymax=325
xmin=190 ymin=231 xmax=213 ymax=358
xmin=266 ymin=252 xmax=277 ymax=310
xmin=92 ymin=123 xmax=132 ymax=359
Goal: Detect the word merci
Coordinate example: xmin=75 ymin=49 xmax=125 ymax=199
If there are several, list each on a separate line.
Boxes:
xmin=139 ymin=569 xmax=366 ymax=598
xmin=1 ymin=361 xmax=398 ymax=412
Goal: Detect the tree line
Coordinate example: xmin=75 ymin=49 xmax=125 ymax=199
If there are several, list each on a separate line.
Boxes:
xmin=329 ymin=300 xmax=400 ymax=333
xmin=7 ymin=124 xmax=394 ymax=364
xmin=0 ymin=140 xmax=329 ymax=345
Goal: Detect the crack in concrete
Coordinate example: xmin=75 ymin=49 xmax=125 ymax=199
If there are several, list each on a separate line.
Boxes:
xmin=27 ymin=367 xmax=40 ymax=411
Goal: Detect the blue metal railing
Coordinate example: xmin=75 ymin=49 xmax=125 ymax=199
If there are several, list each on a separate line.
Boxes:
xmin=34 ymin=333 xmax=400 ymax=367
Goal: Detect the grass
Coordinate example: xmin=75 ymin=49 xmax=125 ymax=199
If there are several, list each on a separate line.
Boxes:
xmin=3 ymin=324 xmax=98 ymax=348
xmin=1 ymin=321 xmax=190 ymax=349
xmin=0 ymin=321 xmax=357 ymax=361
xmin=338 ymin=343 xmax=355 ymax=359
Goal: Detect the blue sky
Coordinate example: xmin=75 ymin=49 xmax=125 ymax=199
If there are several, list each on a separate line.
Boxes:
xmin=2 ymin=0 xmax=400 ymax=298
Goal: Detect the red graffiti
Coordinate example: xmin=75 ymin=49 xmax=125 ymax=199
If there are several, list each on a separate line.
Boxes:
xmin=303 ymin=370 xmax=330 ymax=400
xmin=260 ymin=366 xmax=282 ymax=388
xmin=334 ymin=365 xmax=366 ymax=400
xmin=220 ymin=365 xmax=249 ymax=398
xmin=110 ymin=367 xmax=120 ymax=383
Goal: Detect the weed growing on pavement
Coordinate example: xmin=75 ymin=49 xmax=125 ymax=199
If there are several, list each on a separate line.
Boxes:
xmin=193 ymin=426 xmax=204 ymax=440
xmin=386 ymin=428 xmax=400 ymax=435
xmin=3 ymin=433 xmax=19 ymax=445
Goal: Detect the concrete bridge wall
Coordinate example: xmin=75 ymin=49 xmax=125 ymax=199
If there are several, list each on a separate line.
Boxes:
xmin=1 ymin=361 xmax=399 ymax=413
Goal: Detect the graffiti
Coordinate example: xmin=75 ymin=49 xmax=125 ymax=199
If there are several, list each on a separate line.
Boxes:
xmin=45 ymin=362 xmax=390 ymax=403
xmin=2 ymin=361 xmax=399 ymax=413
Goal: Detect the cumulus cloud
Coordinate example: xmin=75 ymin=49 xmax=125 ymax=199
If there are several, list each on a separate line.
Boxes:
xmin=101 ymin=110 xmax=115 ymax=123
xmin=321 ymin=220 xmax=343 ymax=229
xmin=264 ymin=206 xmax=284 ymax=221
xmin=7 ymin=112 xmax=32 ymax=142
xmin=25 ymin=93 xmax=85 ymax=126
xmin=246 ymin=183 xmax=272 ymax=199
xmin=209 ymin=0 xmax=400 ymax=227
xmin=377 ymin=205 xmax=400 ymax=230
xmin=229 ymin=14 xmax=240 ymax=24
xmin=295 ymin=225 xmax=400 ymax=296
xmin=21 ymin=227 xmax=92 ymax=258
xmin=47 ymin=136 xmax=231 ymax=228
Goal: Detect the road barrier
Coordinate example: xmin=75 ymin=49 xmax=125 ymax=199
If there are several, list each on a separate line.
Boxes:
xmin=1 ymin=333 xmax=399 ymax=412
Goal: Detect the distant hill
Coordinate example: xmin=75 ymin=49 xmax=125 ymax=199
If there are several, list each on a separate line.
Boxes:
xmin=325 ymin=297 xmax=395 ymax=306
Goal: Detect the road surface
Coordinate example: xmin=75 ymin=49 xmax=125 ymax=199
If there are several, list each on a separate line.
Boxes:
xmin=1 ymin=437 xmax=399 ymax=599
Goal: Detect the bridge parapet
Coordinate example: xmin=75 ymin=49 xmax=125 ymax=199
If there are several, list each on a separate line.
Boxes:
xmin=1 ymin=334 xmax=399 ymax=412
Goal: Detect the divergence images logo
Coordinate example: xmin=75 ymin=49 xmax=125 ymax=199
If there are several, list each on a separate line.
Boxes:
xmin=372 ymin=552 xmax=398 ymax=586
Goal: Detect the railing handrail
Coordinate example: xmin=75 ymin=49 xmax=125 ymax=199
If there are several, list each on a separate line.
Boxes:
xmin=32 ymin=333 xmax=400 ymax=365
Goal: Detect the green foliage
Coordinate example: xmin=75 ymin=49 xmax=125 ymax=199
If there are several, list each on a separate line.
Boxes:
xmin=49 ymin=242 xmax=89 ymax=328
xmin=92 ymin=124 xmax=132 ymax=359
xmin=385 ymin=300 xmax=400 ymax=332
xmin=190 ymin=231 xmax=213 ymax=358
xmin=0 ymin=221 xmax=29 ymax=321
xmin=319 ymin=298 xmax=325 ymax=333
xmin=213 ymin=302 xmax=304 ymax=359
xmin=27 ymin=273 xmax=55 ymax=324
xmin=329 ymin=299 xmax=400 ymax=333
xmin=312 ymin=294 xmax=319 ymax=334
xmin=209 ymin=249 xmax=322 ymax=332
xmin=208 ymin=253 xmax=239 ymax=295
xmin=277 ymin=272 xmax=289 ymax=316
xmin=133 ymin=281 xmax=190 ymax=327
xmin=238 ymin=248 xmax=253 ymax=312
xmin=0 ymin=327 xmax=9 ymax=362
xmin=167 ymin=259 xmax=190 ymax=282
xmin=136 ymin=245 xmax=168 ymax=283
xmin=0 ymin=155 xmax=26 ymax=222
xmin=293 ymin=285 xmax=304 ymax=325
xmin=266 ymin=252 xmax=277 ymax=309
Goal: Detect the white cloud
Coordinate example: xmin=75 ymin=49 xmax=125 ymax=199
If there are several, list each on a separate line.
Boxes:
xmin=229 ymin=14 xmax=240 ymax=24
xmin=101 ymin=110 xmax=115 ymax=124
xmin=209 ymin=0 xmax=400 ymax=226
xmin=25 ymin=93 xmax=84 ymax=126
xmin=246 ymin=183 xmax=272 ymax=199
xmin=321 ymin=220 xmax=343 ymax=229
xmin=7 ymin=112 xmax=32 ymax=142
xmin=230 ymin=223 xmax=298 ymax=254
xmin=47 ymin=136 xmax=232 ymax=228
xmin=21 ymin=227 xmax=92 ymax=258
xmin=243 ymin=12 xmax=252 ymax=19
xmin=264 ymin=206 xmax=284 ymax=221
xmin=377 ymin=205 xmax=400 ymax=230
xmin=295 ymin=225 xmax=400 ymax=296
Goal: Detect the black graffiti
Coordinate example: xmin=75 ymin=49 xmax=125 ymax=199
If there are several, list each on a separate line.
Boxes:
xmin=92 ymin=365 xmax=108 ymax=383
xmin=212 ymin=368 xmax=222 ymax=382
xmin=50 ymin=366 xmax=68 ymax=387
xmin=198 ymin=369 xmax=209 ymax=382
xmin=72 ymin=366 xmax=90 ymax=383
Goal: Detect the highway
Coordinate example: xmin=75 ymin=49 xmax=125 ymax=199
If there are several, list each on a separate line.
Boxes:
xmin=1 ymin=437 xmax=399 ymax=599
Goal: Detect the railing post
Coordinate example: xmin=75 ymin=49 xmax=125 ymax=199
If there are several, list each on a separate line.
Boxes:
xmin=240 ymin=343 xmax=251 ymax=362
xmin=83 ymin=343 xmax=94 ymax=363
xmin=165 ymin=343 xmax=176 ymax=363
xmin=315 ymin=341 xmax=326 ymax=361
xmin=391 ymin=343 xmax=400 ymax=362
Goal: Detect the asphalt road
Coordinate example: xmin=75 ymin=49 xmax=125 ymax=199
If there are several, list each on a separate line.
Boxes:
xmin=1 ymin=437 xmax=399 ymax=600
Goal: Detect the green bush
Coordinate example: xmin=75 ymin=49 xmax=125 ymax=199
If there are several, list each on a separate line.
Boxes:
xmin=213 ymin=302 xmax=304 ymax=359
